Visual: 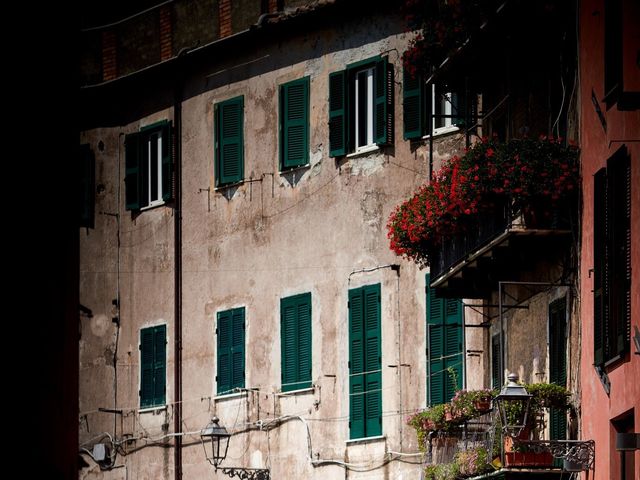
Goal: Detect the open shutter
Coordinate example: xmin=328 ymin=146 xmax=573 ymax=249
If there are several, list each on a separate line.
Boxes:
xmin=79 ymin=144 xmax=95 ymax=228
xmin=491 ymin=334 xmax=502 ymax=389
xmin=349 ymin=288 xmax=365 ymax=439
xmin=161 ymin=121 xmax=173 ymax=201
xmin=216 ymin=97 xmax=244 ymax=186
xmin=609 ymin=152 xmax=631 ymax=357
xmin=375 ymin=59 xmax=393 ymax=146
xmin=593 ymin=168 xmax=607 ymax=365
xmin=444 ymin=298 xmax=463 ymax=399
xmin=153 ymin=325 xmax=167 ymax=406
xmin=297 ymin=295 xmax=312 ymax=390
xmin=427 ymin=274 xmax=445 ymax=405
xmin=281 ymin=297 xmax=298 ymax=391
xmin=329 ymin=71 xmax=346 ymax=157
xmin=217 ymin=311 xmax=232 ymax=394
xmin=549 ymin=299 xmax=567 ymax=443
xmin=364 ymin=285 xmax=382 ymax=437
xmin=403 ymin=67 xmax=423 ymax=139
xmin=281 ymin=78 xmax=309 ymax=169
xmin=140 ymin=328 xmax=155 ymax=407
xmin=125 ymin=132 xmax=142 ymax=210
xmin=231 ymin=308 xmax=245 ymax=390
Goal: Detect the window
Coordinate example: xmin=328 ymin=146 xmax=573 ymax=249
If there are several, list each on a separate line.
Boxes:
xmin=125 ymin=121 xmax=172 ymax=210
xmin=348 ymin=284 xmax=381 ymax=439
xmin=140 ymin=325 xmax=166 ymax=408
xmin=79 ymin=144 xmax=95 ymax=228
xmin=594 ymin=146 xmax=631 ymax=366
xmin=216 ymin=307 xmax=245 ymax=395
xmin=426 ymin=274 xmax=463 ymax=405
xmin=549 ymin=298 xmax=567 ymax=444
xmin=403 ymin=67 xmax=466 ymax=139
xmin=329 ymin=56 xmax=393 ymax=157
xmin=215 ymin=96 xmax=244 ymax=186
xmin=280 ymin=77 xmax=310 ymax=170
xmin=280 ymin=293 xmax=312 ymax=391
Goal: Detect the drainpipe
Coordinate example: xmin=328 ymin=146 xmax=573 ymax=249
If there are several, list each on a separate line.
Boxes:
xmin=173 ymin=60 xmax=183 ymax=480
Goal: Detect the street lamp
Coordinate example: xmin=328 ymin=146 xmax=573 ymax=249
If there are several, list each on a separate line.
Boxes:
xmin=201 ymin=417 xmax=230 ymax=468
xmin=200 ymin=417 xmax=271 ymax=480
xmin=494 ymin=373 xmax=533 ymax=438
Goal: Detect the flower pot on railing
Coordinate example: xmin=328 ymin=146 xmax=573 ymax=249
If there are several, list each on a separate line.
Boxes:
xmin=563 ymin=458 xmax=587 ymax=472
xmin=473 ymin=399 xmax=492 ymax=413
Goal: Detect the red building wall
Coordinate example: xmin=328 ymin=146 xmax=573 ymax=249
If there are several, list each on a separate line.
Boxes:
xmin=579 ymin=1 xmax=639 ymax=479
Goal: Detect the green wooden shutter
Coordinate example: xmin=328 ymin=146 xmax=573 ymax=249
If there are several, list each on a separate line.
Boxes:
xmin=364 ymin=285 xmax=382 ymax=437
xmin=549 ymin=298 xmax=567 ymax=443
xmin=444 ymin=298 xmax=463 ymax=400
xmin=153 ymin=325 xmax=167 ymax=406
xmin=297 ymin=294 xmax=312 ymax=390
xmin=281 ymin=78 xmax=309 ymax=169
xmin=140 ymin=328 xmax=154 ymax=407
xmin=161 ymin=122 xmax=172 ymax=201
xmin=491 ymin=334 xmax=501 ymax=389
xmin=216 ymin=97 xmax=244 ymax=186
xmin=281 ymin=296 xmax=298 ymax=391
xmin=231 ymin=308 xmax=245 ymax=390
xmin=375 ymin=59 xmax=393 ymax=146
xmin=593 ymin=168 xmax=607 ymax=365
xmin=329 ymin=71 xmax=346 ymax=157
xmin=609 ymin=152 xmax=631 ymax=357
xmin=426 ymin=274 xmax=445 ymax=405
xmin=451 ymin=91 xmax=466 ymax=127
xmin=125 ymin=132 xmax=142 ymax=210
xmin=349 ymin=288 xmax=365 ymax=439
xmin=217 ymin=310 xmax=232 ymax=394
xmin=403 ymin=67 xmax=423 ymax=139
xmin=79 ymin=144 xmax=95 ymax=228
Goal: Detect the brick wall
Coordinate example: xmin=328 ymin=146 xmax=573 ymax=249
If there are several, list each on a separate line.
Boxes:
xmin=101 ymin=30 xmax=117 ymax=81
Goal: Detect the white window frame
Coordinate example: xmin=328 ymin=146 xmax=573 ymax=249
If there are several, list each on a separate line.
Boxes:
xmin=431 ymin=85 xmax=460 ymax=137
xmin=354 ymin=67 xmax=375 ymax=152
xmin=145 ymin=131 xmax=164 ymax=209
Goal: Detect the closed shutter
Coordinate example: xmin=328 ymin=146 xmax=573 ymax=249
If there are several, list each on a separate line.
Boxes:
xmin=216 ymin=97 xmax=244 ymax=186
xmin=403 ymin=67 xmax=423 ymax=140
xmin=549 ymin=298 xmax=567 ymax=443
xmin=426 ymin=275 xmax=462 ymax=404
xmin=281 ymin=78 xmax=309 ymax=169
xmin=349 ymin=288 xmax=365 ymax=439
xmin=231 ymin=308 xmax=245 ymax=390
xmin=593 ymin=168 xmax=607 ymax=365
xmin=125 ymin=132 xmax=142 ymax=210
xmin=364 ymin=285 xmax=382 ymax=437
xmin=375 ymin=59 xmax=393 ymax=146
xmin=79 ymin=144 xmax=95 ymax=228
xmin=329 ymin=71 xmax=346 ymax=157
xmin=161 ymin=121 xmax=173 ymax=201
xmin=217 ymin=310 xmax=232 ymax=394
xmin=280 ymin=293 xmax=312 ymax=392
xmin=153 ymin=325 xmax=167 ymax=406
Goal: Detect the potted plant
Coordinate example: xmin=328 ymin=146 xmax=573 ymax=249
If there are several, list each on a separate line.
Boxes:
xmin=505 ymin=442 xmax=554 ymax=468
xmin=407 ymin=404 xmax=447 ymax=450
xmin=455 ymin=446 xmax=493 ymax=477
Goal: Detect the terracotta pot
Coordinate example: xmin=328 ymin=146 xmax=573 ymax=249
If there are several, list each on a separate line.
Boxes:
xmin=473 ymin=399 xmax=491 ymax=412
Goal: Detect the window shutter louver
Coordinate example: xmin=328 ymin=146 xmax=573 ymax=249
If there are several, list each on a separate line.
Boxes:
xmin=349 ymin=288 xmax=365 ymax=439
xmin=153 ymin=325 xmax=167 ymax=406
xmin=231 ymin=308 xmax=245 ymax=390
xmin=297 ymin=296 xmax=312 ymax=390
xmin=403 ymin=68 xmax=423 ymax=139
xmin=593 ymin=168 xmax=607 ymax=365
xmin=364 ymin=285 xmax=382 ymax=437
xmin=374 ymin=59 xmax=393 ymax=146
xmin=217 ymin=310 xmax=232 ymax=394
xmin=125 ymin=132 xmax=142 ymax=210
xmin=161 ymin=121 xmax=173 ymax=201
xmin=281 ymin=298 xmax=298 ymax=389
xmin=140 ymin=328 xmax=155 ymax=407
xmin=216 ymin=97 xmax=244 ymax=186
xmin=329 ymin=71 xmax=346 ymax=157
xmin=281 ymin=78 xmax=309 ymax=169
xmin=549 ymin=298 xmax=567 ymax=444
xmin=491 ymin=334 xmax=501 ymax=389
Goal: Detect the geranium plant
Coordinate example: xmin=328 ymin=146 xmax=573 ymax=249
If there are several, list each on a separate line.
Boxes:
xmin=387 ymin=137 xmax=579 ymax=267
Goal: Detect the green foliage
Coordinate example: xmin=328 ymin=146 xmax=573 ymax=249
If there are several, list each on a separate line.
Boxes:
xmin=526 ymin=382 xmax=570 ymax=409
xmin=455 ymin=446 xmax=493 ymax=477
xmin=424 ymin=462 xmax=460 ymax=480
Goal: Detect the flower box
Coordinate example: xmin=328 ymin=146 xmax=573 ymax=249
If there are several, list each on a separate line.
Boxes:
xmin=505 ymin=451 xmax=554 ymax=467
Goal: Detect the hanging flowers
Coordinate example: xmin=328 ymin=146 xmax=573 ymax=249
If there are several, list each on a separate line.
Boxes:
xmin=387 ymin=137 xmax=579 ymax=267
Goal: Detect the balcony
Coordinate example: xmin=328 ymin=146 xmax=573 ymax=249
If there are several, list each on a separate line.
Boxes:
xmin=428 ymin=196 xmax=575 ymax=298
